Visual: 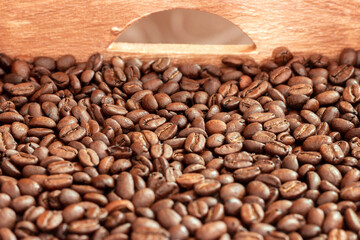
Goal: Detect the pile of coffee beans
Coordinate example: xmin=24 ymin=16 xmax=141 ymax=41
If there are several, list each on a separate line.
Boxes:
xmin=0 ymin=47 xmax=359 ymax=240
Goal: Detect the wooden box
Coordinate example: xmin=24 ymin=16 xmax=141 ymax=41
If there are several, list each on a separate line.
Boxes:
xmin=1 ymin=0 xmax=360 ymax=64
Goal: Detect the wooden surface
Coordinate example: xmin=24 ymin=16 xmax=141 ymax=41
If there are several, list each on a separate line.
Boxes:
xmin=1 ymin=0 xmax=360 ymax=64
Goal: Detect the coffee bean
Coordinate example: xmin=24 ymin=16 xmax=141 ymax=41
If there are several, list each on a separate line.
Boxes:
xmin=205 ymin=120 xmax=226 ymax=135
xmin=44 ymin=174 xmax=73 ymax=190
xmin=277 ymin=214 xmax=305 ymax=232
xmin=242 ymin=80 xmax=269 ymax=99
xmin=155 ymin=122 xmax=178 ymax=141
xmin=194 ymin=179 xmax=221 ymax=196
xmin=116 ymin=172 xmax=135 ymax=200
xmin=264 ymin=118 xmax=289 ymax=133
xmin=241 ymin=203 xmax=264 ymax=225
xmin=223 ymin=152 xmax=253 ymax=170
xmin=184 ymin=133 xmax=206 ymax=153
xmin=265 ymin=141 xmax=290 ymax=157
xmin=303 ymin=135 xmax=332 ymax=151
xmin=50 ymin=146 xmax=78 ymax=160
xmin=316 ymin=90 xmax=341 ymax=105
xmin=320 ymin=143 xmax=344 ymax=164
xmin=279 ymin=180 xmax=307 ymax=199
xmin=57 ymin=55 xmax=76 ymax=71
xmin=270 ymin=66 xmax=292 ymax=85
xmin=157 ymin=208 xmax=181 ymax=229
xmin=68 ymin=219 xmax=100 ymax=234
xmin=323 ymin=211 xmax=343 ymax=234
xmin=329 ymin=64 xmax=354 ymax=84
xmin=78 ymin=148 xmax=99 ymax=167
xmin=10 ymin=152 xmax=38 ymax=166
xmin=176 ymin=173 xmax=204 ymax=188
xmin=340 ymin=182 xmax=360 ymax=201
xmin=59 ymin=123 xmax=86 ymax=142
xmin=318 ymin=164 xmax=342 ymax=187
xmin=0 ymin=208 xmax=16 ymax=229
xmin=248 ymin=112 xmax=276 ymax=123
xmin=195 ymin=221 xmax=227 ymax=240
xmin=297 ymin=151 xmax=322 ymax=165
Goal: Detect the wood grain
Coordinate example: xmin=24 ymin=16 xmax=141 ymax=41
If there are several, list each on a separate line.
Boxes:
xmin=0 ymin=0 xmax=360 ymax=64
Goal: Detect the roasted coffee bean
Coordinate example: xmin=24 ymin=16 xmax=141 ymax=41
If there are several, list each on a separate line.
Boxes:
xmin=59 ymin=124 xmax=86 ymax=142
xmin=155 ymin=122 xmax=178 ymax=141
xmin=264 ymin=141 xmax=290 ymax=157
xmin=320 ymin=143 xmax=344 ymax=164
xmin=329 ymin=64 xmax=354 ymax=84
xmin=68 ymin=219 xmax=100 ymax=234
xmin=264 ymin=118 xmax=289 ymax=133
xmin=36 ymin=210 xmax=63 ymax=231
xmin=195 ymin=221 xmax=227 ymax=240
xmin=303 ymin=135 xmax=332 ymax=151
xmin=279 ymin=180 xmax=307 ymax=199
xmin=78 ymin=148 xmax=100 ymax=167
xmin=241 ymin=203 xmax=264 ymax=225
xmin=277 ymin=214 xmax=305 ymax=232
xmin=184 ymin=132 xmax=206 ymax=153
xmin=0 ymin=208 xmax=16 ymax=229
xmin=242 ymin=80 xmax=269 ymax=99
xmin=316 ymin=90 xmax=341 ymax=105
xmin=270 ymin=66 xmax=292 ymax=85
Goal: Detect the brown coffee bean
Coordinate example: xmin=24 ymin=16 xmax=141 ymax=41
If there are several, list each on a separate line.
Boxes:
xmin=0 ymin=208 xmax=16 ymax=229
xmin=234 ymin=166 xmax=261 ymax=182
xmin=0 ymin=112 xmax=24 ymax=123
xmin=303 ymin=135 xmax=332 ymax=151
xmin=340 ymin=182 xmax=360 ymax=201
xmin=157 ymin=208 xmax=182 ymax=229
xmin=115 ymin=172 xmax=135 ymax=200
xmin=194 ymin=179 xmax=221 ymax=196
xmin=205 ymin=120 xmax=226 ymax=135
xmin=184 ymin=133 xmax=206 ymax=153
xmin=279 ymin=180 xmax=307 ymax=199
xmin=36 ymin=215 xmax=61 ymax=235
xmin=343 ymin=84 xmax=360 ymax=103
xmin=78 ymin=148 xmax=99 ymax=167
xmin=277 ymin=214 xmax=305 ymax=232
xmin=323 ymin=211 xmax=343 ymax=234
xmin=264 ymin=118 xmax=289 ymax=133
xmin=248 ymin=112 xmax=276 ymax=123
xmin=240 ymin=203 xmax=264 ymax=225
xmin=223 ymin=152 xmax=253 ymax=170
xmin=318 ymin=164 xmax=342 ymax=187
xmin=68 ymin=219 xmax=100 ymax=234
xmin=17 ymin=178 xmax=42 ymax=196
xmin=316 ymin=90 xmax=341 ymax=105
xmin=242 ymin=80 xmax=269 ymax=99
xmin=10 ymin=152 xmax=38 ymax=167
xmin=57 ymin=55 xmax=76 ymax=71
xmin=155 ymin=122 xmax=178 ymax=141
xmin=44 ymin=174 xmax=73 ymax=190
xmin=320 ymin=143 xmax=344 ymax=164
xmin=329 ymin=64 xmax=354 ymax=84
xmin=264 ymin=141 xmax=290 ymax=157
xmin=195 ymin=221 xmax=227 ymax=240
xmin=176 ymin=173 xmax=204 ymax=189
xmin=270 ymin=66 xmax=292 ymax=85
xmin=59 ymin=123 xmax=86 ymax=142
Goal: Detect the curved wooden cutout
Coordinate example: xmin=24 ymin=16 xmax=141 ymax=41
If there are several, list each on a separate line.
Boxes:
xmin=109 ymin=8 xmax=256 ymax=56
xmin=0 ymin=0 xmax=359 ymax=65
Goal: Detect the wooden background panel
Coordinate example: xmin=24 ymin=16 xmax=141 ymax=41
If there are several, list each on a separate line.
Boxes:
xmin=0 ymin=0 xmax=360 ymax=64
